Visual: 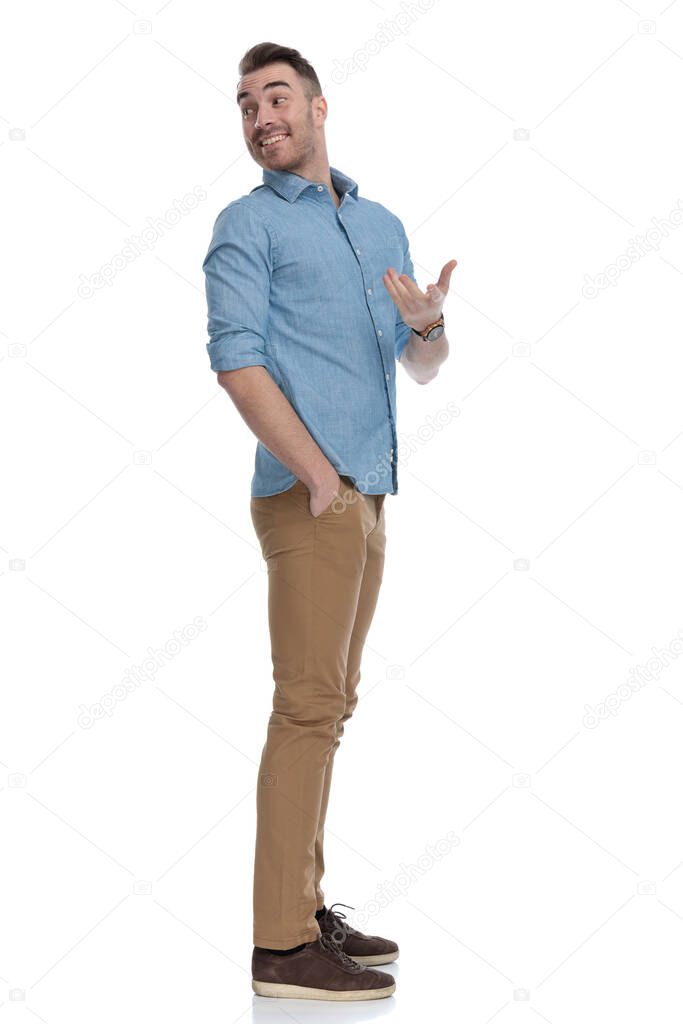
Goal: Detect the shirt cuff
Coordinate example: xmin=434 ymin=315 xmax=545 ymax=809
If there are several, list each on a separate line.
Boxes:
xmin=206 ymin=335 xmax=269 ymax=373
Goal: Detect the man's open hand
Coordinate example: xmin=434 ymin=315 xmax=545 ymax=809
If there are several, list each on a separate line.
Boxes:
xmin=382 ymin=259 xmax=457 ymax=332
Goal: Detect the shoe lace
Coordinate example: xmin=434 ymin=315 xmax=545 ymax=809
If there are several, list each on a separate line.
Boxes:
xmin=326 ymin=901 xmax=354 ymax=923
xmin=321 ymin=902 xmax=354 ymax=942
xmin=319 ymin=929 xmax=363 ymax=971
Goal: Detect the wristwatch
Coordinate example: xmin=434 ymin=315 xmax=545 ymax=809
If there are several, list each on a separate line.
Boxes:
xmin=411 ymin=314 xmax=445 ymax=342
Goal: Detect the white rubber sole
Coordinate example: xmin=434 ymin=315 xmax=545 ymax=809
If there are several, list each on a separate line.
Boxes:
xmin=351 ymin=950 xmax=399 ymax=966
xmin=252 ymin=979 xmax=395 ymax=1000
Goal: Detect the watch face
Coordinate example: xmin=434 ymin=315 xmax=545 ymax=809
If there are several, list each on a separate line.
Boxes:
xmin=427 ymin=324 xmax=445 ymax=341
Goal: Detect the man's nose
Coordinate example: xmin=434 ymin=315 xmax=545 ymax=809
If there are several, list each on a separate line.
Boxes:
xmin=254 ymin=110 xmax=274 ymax=131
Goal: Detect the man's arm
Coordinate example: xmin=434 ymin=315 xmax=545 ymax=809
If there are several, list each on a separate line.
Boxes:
xmin=388 ymin=213 xmax=453 ymax=385
xmin=217 ymin=366 xmax=340 ymax=511
xmin=203 ymin=203 xmax=340 ymax=513
xmin=399 ymin=330 xmax=449 ymax=385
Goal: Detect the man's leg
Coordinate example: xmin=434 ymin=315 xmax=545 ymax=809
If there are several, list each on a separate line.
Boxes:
xmin=250 ymin=477 xmax=379 ymax=950
xmin=314 ymin=493 xmax=386 ymax=910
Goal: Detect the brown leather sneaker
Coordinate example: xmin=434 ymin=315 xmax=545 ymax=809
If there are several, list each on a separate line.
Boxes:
xmin=251 ymin=932 xmax=396 ymax=1001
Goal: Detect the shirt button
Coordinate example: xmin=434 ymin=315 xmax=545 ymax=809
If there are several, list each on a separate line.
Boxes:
xmin=317 ymin=185 xmax=324 ymax=191
xmin=377 ymin=329 xmax=383 ymax=337
xmin=385 ymin=372 xmax=390 ymax=380
xmin=367 ymin=288 xmax=373 ymax=295
xmin=355 ymin=247 xmax=361 ymax=255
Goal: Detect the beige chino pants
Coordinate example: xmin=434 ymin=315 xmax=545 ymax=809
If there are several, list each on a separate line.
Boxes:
xmin=249 ymin=474 xmax=386 ymax=949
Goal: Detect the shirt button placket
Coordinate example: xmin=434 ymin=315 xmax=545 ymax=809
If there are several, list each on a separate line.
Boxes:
xmin=353 ymin=238 xmax=392 ymax=484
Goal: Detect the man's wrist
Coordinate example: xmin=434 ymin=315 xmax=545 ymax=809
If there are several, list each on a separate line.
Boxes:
xmin=411 ymin=313 xmax=445 ymax=339
xmin=300 ymin=459 xmax=338 ymax=492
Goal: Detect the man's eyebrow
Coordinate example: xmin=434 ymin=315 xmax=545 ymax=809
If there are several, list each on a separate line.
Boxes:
xmin=236 ymin=81 xmax=293 ymax=104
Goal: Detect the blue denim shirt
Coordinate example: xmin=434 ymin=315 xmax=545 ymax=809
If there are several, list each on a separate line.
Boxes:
xmin=202 ymin=165 xmax=416 ymax=496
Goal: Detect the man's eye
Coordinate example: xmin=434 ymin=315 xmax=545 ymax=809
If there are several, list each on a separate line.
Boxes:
xmin=242 ymin=97 xmax=286 ymax=118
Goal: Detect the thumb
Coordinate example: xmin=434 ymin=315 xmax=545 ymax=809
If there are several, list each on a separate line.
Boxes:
xmin=437 ymin=259 xmax=458 ymax=292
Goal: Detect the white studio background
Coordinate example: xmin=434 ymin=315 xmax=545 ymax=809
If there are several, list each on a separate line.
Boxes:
xmin=2 ymin=0 xmax=683 ymax=1020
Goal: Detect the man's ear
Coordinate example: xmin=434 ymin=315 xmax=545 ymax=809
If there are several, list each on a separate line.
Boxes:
xmin=314 ymin=96 xmax=327 ymax=124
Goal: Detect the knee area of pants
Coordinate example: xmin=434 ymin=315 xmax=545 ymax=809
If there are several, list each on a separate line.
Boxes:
xmin=273 ymin=698 xmax=347 ymax=727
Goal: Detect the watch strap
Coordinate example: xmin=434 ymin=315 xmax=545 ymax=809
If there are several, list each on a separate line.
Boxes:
xmin=411 ymin=314 xmax=444 ymax=339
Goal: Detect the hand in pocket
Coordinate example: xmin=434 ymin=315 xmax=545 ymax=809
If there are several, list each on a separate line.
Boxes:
xmin=308 ymin=470 xmax=342 ymax=518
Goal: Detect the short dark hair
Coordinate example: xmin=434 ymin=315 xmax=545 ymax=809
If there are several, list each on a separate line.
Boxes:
xmin=237 ymin=42 xmax=322 ymax=104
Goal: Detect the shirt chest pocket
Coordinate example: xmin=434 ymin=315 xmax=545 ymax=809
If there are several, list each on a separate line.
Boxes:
xmin=366 ymin=235 xmax=405 ymax=277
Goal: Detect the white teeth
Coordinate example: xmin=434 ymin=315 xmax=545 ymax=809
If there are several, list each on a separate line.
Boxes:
xmin=261 ymin=134 xmax=287 ymax=146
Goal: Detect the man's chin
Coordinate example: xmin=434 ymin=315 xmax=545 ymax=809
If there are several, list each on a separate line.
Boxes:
xmin=256 ymin=153 xmax=294 ymax=172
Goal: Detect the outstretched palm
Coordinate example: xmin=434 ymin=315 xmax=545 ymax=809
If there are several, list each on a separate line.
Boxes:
xmin=382 ymin=259 xmax=458 ymax=332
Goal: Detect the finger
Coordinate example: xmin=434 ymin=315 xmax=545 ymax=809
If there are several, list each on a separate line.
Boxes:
xmin=388 ymin=266 xmax=423 ymax=301
xmin=399 ymin=275 xmax=426 ymax=300
xmin=385 ymin=267 xmax=411 ymax=297
xmin=438 ymin=260 xmax=458 ymax=289
xmin=382 ymin=271 xmax=401 ymax=301
xmin=383 ymin=268 xmax=413 ymax=303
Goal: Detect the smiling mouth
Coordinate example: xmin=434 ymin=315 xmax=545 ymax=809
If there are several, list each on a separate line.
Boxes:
xmin=259 ymin=133 xmax=289 ymax=149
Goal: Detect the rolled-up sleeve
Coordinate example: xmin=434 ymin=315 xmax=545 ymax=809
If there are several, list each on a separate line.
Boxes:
xmin=202 ymin=200 xmax=275 ymax=373
xmin=391 ymin=214 xmax=418 ymax=362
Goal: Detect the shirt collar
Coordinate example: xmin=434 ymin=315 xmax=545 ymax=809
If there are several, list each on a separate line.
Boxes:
xmin=255 ymin=165 xmax=359 ymax=204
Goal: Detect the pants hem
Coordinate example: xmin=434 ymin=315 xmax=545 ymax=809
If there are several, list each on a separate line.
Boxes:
xmin=254 ymin=925 xmax=321 ymax=950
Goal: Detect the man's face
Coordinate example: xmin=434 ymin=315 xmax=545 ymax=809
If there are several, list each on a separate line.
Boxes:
xmin=237 ymin=61 xmax=320 ymax=170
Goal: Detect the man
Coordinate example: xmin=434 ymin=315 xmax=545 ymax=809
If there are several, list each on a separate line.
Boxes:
xmin=202 ymin=42 xmax=456 ymax=1001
